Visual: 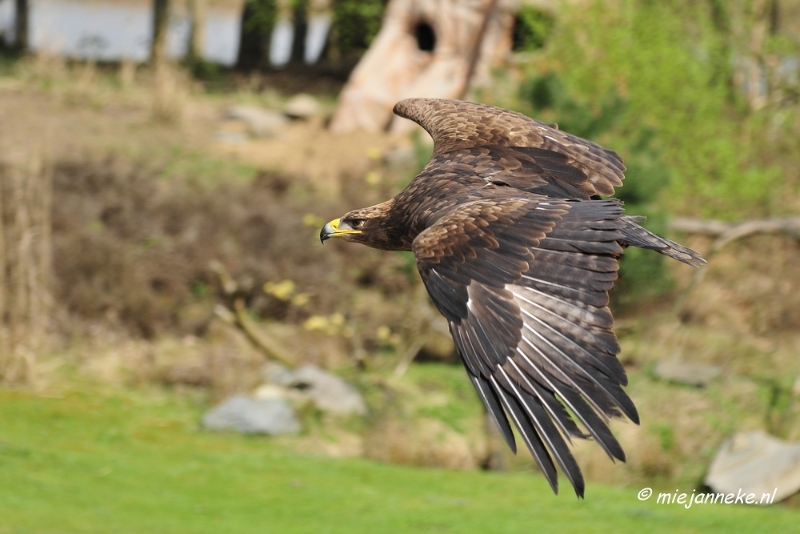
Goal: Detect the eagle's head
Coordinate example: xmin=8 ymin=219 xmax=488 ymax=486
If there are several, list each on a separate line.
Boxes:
xmin=320 ymin=201 xmax=408 ymax=251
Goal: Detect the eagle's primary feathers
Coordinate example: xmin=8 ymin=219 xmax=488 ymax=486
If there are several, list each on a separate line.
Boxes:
xmin=320 ymin=98 xmax=705 ymax=497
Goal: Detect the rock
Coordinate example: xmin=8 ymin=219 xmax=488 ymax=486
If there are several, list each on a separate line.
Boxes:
xmin=283 ymin=94 xmax=321 ymax=120
xmin=262 ymin=361 xmax=295 ymax=386
xmin=213 ymin=130 xmax=249 ymax=144
xmin=253 ymin=384 xmax=289 ymax=401
xmin=226 ymin=105 xmax=288 ymax=137
xmin=202 ymin=395 xmax=300 ymax=435
xmin=653 ymin=361 xmax=722 ymax=387
xmin=289 ymin=364 xmax=367 ymax=415
xmin=705 ymin=431 xmax=800 ymax=502
xmin=263 ymin=363 xmax=367 ymax=416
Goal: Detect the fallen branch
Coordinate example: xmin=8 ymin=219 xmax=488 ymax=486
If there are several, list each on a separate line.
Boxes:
xmin=670 ymin=217 xmax=800 ymax=254
xmin=210 ymin=260 xmax=296 ymax=368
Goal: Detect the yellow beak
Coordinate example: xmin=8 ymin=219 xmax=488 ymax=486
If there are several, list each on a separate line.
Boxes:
xmin=320 ymin=218 xmax=361 ymax=243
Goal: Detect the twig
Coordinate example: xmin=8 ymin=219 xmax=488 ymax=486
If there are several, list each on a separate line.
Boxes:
xmin=392 ymin=333 xmax=430 ymax=378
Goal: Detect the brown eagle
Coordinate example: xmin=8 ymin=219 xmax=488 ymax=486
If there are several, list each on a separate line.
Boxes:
xmin=320 ymin=99 xmax=704 ymax=497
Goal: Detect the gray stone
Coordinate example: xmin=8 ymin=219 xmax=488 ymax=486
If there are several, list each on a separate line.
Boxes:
xmin=284 ymin=94 xmax=321 ymax=119
xmin=202 ymin=395 xmax=300 ymax=435
xmin=705 ymin=431 xmax=800 ymax=503
xmin=213 ymin=130 xmax=249 ymax=144
xmin=226 ymin=105 xmax=288 ymax=137
xmin=262 ymin=363 xmax=367 ymax=416
xmin=653 ymin=361 xmax=722 ymax=387
xmin=262 ymin=361 xmax=295 ymax=386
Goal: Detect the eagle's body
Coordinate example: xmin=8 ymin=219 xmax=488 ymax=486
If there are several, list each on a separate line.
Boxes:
xmin=321 ymin=99 xmax=705 ymax=497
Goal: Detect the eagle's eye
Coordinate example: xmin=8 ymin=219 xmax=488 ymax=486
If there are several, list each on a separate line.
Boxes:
xmin=350 ymin=219 xmax=365 ymax=229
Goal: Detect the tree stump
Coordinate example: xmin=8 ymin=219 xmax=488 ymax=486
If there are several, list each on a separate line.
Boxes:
xmin=329 ymin=0 xmax=515 ymax=134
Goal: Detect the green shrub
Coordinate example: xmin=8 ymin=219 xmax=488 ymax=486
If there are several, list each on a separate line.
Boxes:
xmin=512 ymin=6 xmax=555 ymax=52
xmin=535 ymin=0 xmax=796 ymax=220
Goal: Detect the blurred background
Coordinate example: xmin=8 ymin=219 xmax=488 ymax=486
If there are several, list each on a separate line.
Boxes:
xmin=1 ymin=0 xmax=799 ymax=532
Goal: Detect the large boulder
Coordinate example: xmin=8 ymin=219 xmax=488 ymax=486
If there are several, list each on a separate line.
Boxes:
xmin=202 ymin=395 xmax=300 ymax=435
xmin=226 ymin=105 xmax=288 ymax=137
xmin=705 ymin=430 xmax=800 ymax=502
xmin=259 ymin=363 xmax=367 ymax=416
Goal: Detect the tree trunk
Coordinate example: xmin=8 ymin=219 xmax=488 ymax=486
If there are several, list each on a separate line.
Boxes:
xmin=236 ymin=0 xmax=273 ymax=70
xmin=14 ymin=0 xmax=28 ymax=51
xmin=151 ymin=0 xmax=171 ymax=66
xmin=187 ymin=0 xmax=207 ymax=64
xmin=289 ymin=0 xmax=307 ymax=64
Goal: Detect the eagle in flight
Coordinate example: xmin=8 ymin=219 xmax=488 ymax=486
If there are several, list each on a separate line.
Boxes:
xmin=320 ymin=99 xmax=705 ymax=497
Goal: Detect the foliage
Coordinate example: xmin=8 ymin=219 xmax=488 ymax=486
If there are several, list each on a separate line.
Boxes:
xmin=240 ymin=0 xmax=385 ymax=65
xmin=534 ymin=0 xmax=800 ymax=220
xmin=242 ymin=0 xmax=279 ymax=35
xmin=511 ymin=6 xmax=556 ymax=52
xmin=331 ymin=0 xmax=386 ymax=55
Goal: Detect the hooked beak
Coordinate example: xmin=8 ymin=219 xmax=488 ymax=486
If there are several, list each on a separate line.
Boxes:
xmin=320 ymin=218 xmax=361 ymax=244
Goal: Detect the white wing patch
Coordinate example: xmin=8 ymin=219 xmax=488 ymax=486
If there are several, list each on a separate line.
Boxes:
xmin=506 ymin=283 xmax=616 ymax=420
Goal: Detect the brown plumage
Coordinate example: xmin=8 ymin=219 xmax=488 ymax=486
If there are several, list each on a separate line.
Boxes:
xmin=320 ymin=98 xmax=705 ymax=497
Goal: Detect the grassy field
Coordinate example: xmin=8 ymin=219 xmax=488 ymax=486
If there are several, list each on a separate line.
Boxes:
xmin=0 ymin=386 xmax=795 ymax=534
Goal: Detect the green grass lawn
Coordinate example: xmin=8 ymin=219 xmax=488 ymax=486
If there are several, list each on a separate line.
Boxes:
xmin=0 ymin=387 xmax=795 ymax=534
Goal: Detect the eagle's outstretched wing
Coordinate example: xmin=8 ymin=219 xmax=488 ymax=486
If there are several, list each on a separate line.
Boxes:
xmin=394 ymin=99 xmax=625 ymax=199
xmin=413 ymin=196 xmax=640 ymax=497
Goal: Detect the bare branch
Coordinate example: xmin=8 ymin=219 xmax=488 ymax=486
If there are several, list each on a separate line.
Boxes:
xmin=670 ymin=217 xmax=800 ymax=254
xmin=669 ymin=216 xmax=800 ymax=317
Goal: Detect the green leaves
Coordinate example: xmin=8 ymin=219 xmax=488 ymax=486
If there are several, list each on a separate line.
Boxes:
xmin=331 ymin=0 xmax=385 ymax=54
xmin=536 ymin=0 xmax=796 ymax=220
